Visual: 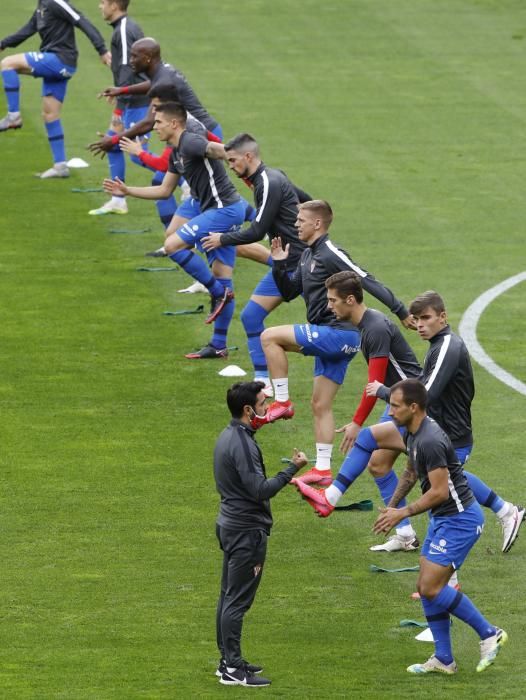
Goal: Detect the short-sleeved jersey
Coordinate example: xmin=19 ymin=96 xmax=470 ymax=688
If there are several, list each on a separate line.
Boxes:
xmin=359 ymin=309 xmax=421 ymax=386
xmin=168 ymin=130 xmax=240 ymax=211
xmin=109 ymin=15 xmax=148 ymax=110
xmin=149 ymin=62 xmax=218 ymax=132
xmin=0 ymin=0 xmax=107 ymax=68
xmin=405 ymin=417 xmax=475 ymax=517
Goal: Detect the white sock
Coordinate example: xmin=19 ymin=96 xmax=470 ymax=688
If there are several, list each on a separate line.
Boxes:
xmin=496 ymin=501 xmax=512 ymax=519
xmin=396 ymin=524 xmax=416 ymax=538
xmin=325 ymin=484 xmax=342 ymax=506
xmin=111 ymin=195 xmax=126 ymax=205
xmin=158 ymin=246 xmax=166 ymax=254
xmin=315 ymin=442 xmax=333 ymax=471
xmin=448 ymin=570 xmax=459 ymax=588
xmin=8 ymin=110 xmax=20 ymax=118
xmin=272 ymin=378 xmax=289 ymax=402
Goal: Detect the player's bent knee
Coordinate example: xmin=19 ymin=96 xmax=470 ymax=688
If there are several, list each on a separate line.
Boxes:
xmin=367 ymin=462 xmax=389 ymax=479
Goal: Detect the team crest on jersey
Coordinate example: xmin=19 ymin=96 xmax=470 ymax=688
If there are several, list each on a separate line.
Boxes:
xmin=254 ymin=564 xmax=262 ymax=578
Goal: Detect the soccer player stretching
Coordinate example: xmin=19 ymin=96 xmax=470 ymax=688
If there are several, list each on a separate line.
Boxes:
xmin=0 ymin=0 xmax=110 ymax=177
xmin=372 ymin=379 xmax=507 ymax=675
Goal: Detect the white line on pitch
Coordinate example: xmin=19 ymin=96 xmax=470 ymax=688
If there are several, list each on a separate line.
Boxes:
xmin=459 ymin=271 xmax=526 ymax=396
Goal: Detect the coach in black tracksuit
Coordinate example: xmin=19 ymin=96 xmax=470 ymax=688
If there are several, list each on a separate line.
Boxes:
xmin=213 ymin=381 xmax=307 ymax=686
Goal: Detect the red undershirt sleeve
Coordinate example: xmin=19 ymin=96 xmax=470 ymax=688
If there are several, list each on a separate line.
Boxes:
xmin=138 ymin=146 xmax=172 ymax=172
xmin=352 ymin=356 xmax=390 ymax=426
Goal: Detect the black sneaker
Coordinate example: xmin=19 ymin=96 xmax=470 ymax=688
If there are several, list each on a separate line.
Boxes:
xmin=216 ymin=658 xmax=263 ymax=677
xmin=205 ymin=288 xmax=234 ymax=324
xmin=184 ymin=344 xmax=228 ymax=359
xmin=144 ymin=248 xmax=166 ymax=258
xmin=220 ymin=666 xmax=271 ymax=687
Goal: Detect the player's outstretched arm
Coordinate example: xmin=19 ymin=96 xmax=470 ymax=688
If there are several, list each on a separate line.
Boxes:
xmin=103 ymin=171 xmax=178 ymax=201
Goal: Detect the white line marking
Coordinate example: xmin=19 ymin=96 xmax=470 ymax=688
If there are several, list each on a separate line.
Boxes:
xmin=459 ymin=271 xmax=526 ymax=396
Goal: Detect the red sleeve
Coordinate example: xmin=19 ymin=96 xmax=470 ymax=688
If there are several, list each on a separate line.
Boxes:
xmin=206 ymin=130 xmax=222 ymax=143
xmin=352 ymin=356 xmax=390 ymax=426
xmin=138 ymin=146 xmax=172 ymax=172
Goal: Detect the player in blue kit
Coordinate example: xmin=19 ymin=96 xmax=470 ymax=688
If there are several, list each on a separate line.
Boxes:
xmin=372 ymin=379 xmax=507 ymax=675
xmin=89 ymin=0 xmax=149 ymax=216
xmin=103 ymin=102 xmax=244 ymax=358
xmin=0 ymin=0 xmax=110 ymax=177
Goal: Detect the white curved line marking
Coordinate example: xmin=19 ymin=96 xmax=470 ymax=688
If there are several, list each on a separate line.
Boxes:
xmin=459 ymin=271 xmax=526 ymax=396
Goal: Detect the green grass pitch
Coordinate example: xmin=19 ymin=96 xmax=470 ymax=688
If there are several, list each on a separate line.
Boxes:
xmin=0 ymin=0 xmax=525 ymax=696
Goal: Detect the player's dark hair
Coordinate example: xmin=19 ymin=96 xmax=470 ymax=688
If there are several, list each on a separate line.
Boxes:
xmin=227 ymin=382 xmax=266 ymax=418
xmin=325 ymin=271 xmax=363 ymax=303
xmin=298 ymin=199 xmax=333 ymax=228
xmin=154 ymin=101 xmax=187 ymax=123
xmin=113 ymin=0 xmax=130 ymax=11
xmin=148 ymin=82 xmax=180 ymax=102
xmin=224 ymin=133 xmax=260 ymax=157
xmin=390 ymin=378 xmax=427 ymax=409
xmin=409 ymin=290 xmax=446 ymax=317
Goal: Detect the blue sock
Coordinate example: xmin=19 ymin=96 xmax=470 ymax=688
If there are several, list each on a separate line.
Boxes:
xmin=433 ymin=585 xmax=495 ymax=639
xmin=168 ymin=249 xmax=224 ymax=297
xmin=421 ymin=596 xmax=453 ymax=664
xmin=374 ymin=471 xmax=412 ymax=528
xmin=44 ymin=119 xmax=66 ymax=163
xmin=240 ymin=300 xmax=269 ymax=374
xmin=152 ymin=171 xmax=177 ymax=229
xmin=2 ymin=69 xmax=20 ymax=112
xmin=211 ymin=278 xmax=234 ymax=349
xmin=333 ymin=427 xmax=378 ymax=494
xmin=465 ymin=471 xmax=505 ymax=514
xmin=106 ymin=129 xmax=126 ymax=182
xmin=266 ymin=255 xmax=273 ymax=267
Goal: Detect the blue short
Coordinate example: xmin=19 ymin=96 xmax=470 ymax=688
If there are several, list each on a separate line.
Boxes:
xmin=25 ymin=52 xmax=76 ymax=102
xmin=293 ymin=323 xmax=360 ymax=385
xmin=455 ymin=445 xmax=473 ymax=466
xmin=123 ymin=106 xmax=149 ymax=130
xmin=177 ymin=200 xmax=245 ymax=267
xmin=176 ymin=196 xmax=201 ymax=220
xmin=252 ymin=269 xmax=292 ymax=297
xmin=210 ymin=123 xmax=223 ymax=140
xmin=421 ymin=501 xmax=484 ymax=570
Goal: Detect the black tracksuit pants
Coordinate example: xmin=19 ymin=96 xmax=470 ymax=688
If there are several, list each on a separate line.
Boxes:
xmin=216 ymin=525 xmax=268 ymax=668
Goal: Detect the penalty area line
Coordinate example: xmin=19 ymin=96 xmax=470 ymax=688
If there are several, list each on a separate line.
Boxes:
xmin=459 ymin=271 xmax=526 ymax=396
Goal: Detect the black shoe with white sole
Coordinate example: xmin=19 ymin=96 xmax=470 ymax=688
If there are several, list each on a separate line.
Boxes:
xmin=216 ymin=658 xmax=263 ymax=677
xmin=220 ymin=665 xmax=271 ymax=687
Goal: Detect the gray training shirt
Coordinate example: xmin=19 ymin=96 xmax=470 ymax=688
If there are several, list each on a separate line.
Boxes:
xmin=405 ymin=417 xmax=475 ymax=517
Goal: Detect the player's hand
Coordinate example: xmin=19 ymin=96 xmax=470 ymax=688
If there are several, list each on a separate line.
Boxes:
xmin=88 ymin=132 xmax=114 ymax=157
xmin=201 ymin=233 xmax=222 ymax=251
xmin=336 ymin=421 xmax=361 ymax=453
xmin=100 ymin=51 xmax=112 ymax=67
xmin=365 ymin=380 xmax=383 ymax=398
xmin=373 ymin=507 xmax=404 ymax=535
xmin=270 ymin=236 xmax=290 ymax=261
xmin=103 ymin=177 xmax=128 ymax=197
xmin=119 ymin=136 xmax=142 ymax=157
xmin=401 ymin=314 xmax=417 ymax=330
xmin=98 ymin=86 xmax=121 ymax=99
xmin=290 ymin=448 xmax=309 ymax=471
